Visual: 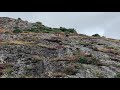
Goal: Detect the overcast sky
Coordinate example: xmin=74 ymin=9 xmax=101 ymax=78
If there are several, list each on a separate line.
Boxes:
xmin=0 ymin=12 xmax=120 ymax=39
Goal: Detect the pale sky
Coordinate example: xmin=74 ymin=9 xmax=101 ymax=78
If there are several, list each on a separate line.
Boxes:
xmin=0 ymin=12 xmax=120 ymax=39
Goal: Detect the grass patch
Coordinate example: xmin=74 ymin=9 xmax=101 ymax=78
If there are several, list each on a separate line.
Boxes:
xmin=37 ymin=44 xmax=57 ymax=50
xmin=3 ymin=68 xmax=13 ymax=74
xmin=95 ymin=72 xmax=104 ymax=78
xmin=5 ymin=63 xmax=14 ymax=68
xmin=24 ymin=65 xmax=33 ymax=70
xmin=10 ymin=40 xmax=33 ymax=45
xmin=1 ymin=40 xmax=34 ymax=45
xmin=78 ymin=56 xmax=101 ymax=66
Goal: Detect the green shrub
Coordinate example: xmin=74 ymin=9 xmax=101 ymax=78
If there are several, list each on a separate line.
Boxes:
xmin=33 ymin=22 xmax=43 ymax=29
xmin=92 ymin=34 xmax=101 ymax=37
xmin=13 ymin=29 xmax=22 ymax=33
xmin=13 ymin=27 xmax=22 ymax=33
xmin=29 ymin=28 xmax=39 ymax=33
xmin=79 ymin=57 xmax=88 ymax=63
xmin=115 ymin=73 xmax=120 ymax=78
xmin=42 ymin=30 xmax=51 ymax=33
xmin=18 ymin=18 xmax=22 ymax=20
xmin=78 ymin=56 xmax=100 ymax=65
xmin=13 ymin=23 xmax=77 ymax=34
xmin=59 ymin=27 xmax=76 ymax=33
xmin=59 ymin=27 xmax=67 ymax=32
xmin=67 ymin=28 xmax=76 ymax=33
xmin=36 ymin=22 xmax=42 ymax=25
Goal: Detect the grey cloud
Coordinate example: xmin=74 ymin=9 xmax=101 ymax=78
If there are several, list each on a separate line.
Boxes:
xmin=104 ymin=17 xmax=120 ymax=39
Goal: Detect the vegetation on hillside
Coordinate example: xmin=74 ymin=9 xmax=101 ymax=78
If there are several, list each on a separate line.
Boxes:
xmin=13 ymin=22 xmax=77 ymax=34
xmin=13 ymin=27 xmax=22 ymax=33
xmin=92 ymin=34 xmax=101 ymax=37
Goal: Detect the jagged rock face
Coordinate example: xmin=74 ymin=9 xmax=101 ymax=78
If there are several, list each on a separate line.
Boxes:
xmin=0 ymin=17 xmax=120 ymax=78
xmin=0 ymin=17 xmax=33 ymax=31
xmin=0 ymin=33 xmax=119 ymax=78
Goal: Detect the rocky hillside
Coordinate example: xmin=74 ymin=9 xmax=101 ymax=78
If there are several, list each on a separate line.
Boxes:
xmin=0 ymin=17 xmax=120 ymax=78
xmin=0 ymin=17 xmax=33 ymax=31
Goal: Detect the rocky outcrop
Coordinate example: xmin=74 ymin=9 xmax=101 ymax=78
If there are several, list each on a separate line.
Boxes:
xmin=0 ymin=17 xmax=33 ymax=31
